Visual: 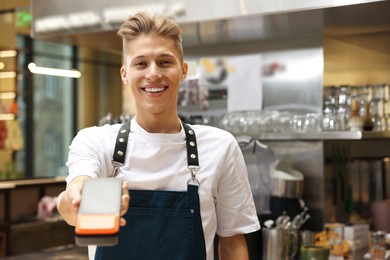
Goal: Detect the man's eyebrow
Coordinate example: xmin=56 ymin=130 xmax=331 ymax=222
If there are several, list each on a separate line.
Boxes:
xmin=159 ymin=53 xmax=176 ymax=58
xmin=131 ymin=53 xmax=175 ymax=60
xmin=131 ymin=55 xmax=146 ymax=60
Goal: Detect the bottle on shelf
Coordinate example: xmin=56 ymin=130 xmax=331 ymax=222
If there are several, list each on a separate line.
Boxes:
xmin=348 ymin=99 xmax=363 ymax=131
xmin=363 ymin=102 xmax=374 ymax=131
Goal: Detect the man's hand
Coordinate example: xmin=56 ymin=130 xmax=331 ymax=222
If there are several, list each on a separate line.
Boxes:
xmin=57 ymin=176 xmax=130 ymax=227
xmin=57 ymin=176 xmax=90 ymax=226
xmin=119 ymin=181 xmax=130 ymax=226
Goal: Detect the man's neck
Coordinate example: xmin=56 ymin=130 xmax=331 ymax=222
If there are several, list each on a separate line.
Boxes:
xmin=135 ymin=113 xmax=181 ymax=134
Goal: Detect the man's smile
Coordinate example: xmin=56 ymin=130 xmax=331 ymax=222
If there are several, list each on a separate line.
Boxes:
xmin=142 ymin=86 xmax=167 ymax=93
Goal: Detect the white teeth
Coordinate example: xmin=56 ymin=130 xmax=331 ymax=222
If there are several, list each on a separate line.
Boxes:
xmin=144 ymin=87 xmax=165 ymax=93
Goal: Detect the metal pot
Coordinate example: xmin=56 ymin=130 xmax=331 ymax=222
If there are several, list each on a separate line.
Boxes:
xmin=271 ymin=176 xmax=304 ymax=198
xmin=271 ymin=161 xmax=304 ymax=199
xmin=262 ymin=228 xmax=298 ymax=260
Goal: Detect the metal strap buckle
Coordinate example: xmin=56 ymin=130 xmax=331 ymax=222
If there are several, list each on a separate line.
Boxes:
xmin=187 ymin=166 xmax=200 ymax=185
xmin=111 ymin=161 xmax=123 ymax=177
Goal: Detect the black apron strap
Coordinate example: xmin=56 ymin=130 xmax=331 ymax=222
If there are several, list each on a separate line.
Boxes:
xmin=111 ymin=121 xmax=200 ymax=181
xmin=111 ymin=121 xmax=130 ymax=176
xmin=182 ymin=123 xmax=199 ymax=168
xmin=182 ymin=123 xmax=200 ymax=185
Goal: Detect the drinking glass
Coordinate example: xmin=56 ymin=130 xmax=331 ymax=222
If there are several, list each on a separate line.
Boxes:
xmin=305 ymin=113 xmax=323 ymax=132
xmin=291 ymin=115 xmax=308 ymax=132
xmin=337 ymin=85 xmax=351 ymax=130
xmin=325 ymin=223 xmax=344 ymax=259
xmin=323 ymin=114 xmax=340 ymax=131
xmin=369 ymin=231 xmax=386 ymax=260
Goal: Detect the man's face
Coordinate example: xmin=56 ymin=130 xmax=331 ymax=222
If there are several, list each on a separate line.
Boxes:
xmin=121 ymin=35 xmax=188 ymax=116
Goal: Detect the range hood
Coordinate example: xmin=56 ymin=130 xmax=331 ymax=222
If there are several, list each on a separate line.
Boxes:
xmin=30 ymin=0 xmax=390 ymax=55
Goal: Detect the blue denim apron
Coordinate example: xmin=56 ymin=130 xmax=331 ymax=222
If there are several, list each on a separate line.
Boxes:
xmin=95 ymin=121 xmax=207 ymax=260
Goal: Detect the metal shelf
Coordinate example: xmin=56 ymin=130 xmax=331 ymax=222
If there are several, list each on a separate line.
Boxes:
xmin=252 ymin=131 xmax=390 ymax=140
xmin=254 ymin=131 xmax=363 ymax=140
xmin=361 ymin=131 xmax=390 ymax=139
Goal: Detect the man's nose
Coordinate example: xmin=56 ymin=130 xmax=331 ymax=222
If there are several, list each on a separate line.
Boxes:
xmin=146 ymin=64 xmax=162 ymax=80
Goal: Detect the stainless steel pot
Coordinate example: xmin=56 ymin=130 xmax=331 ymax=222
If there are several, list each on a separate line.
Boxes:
xmin=271 ymin=161 xmax=304 ymax=198
xmin=262 ymin=228 xmax=298 ymax=260
xmin=271 ymin=177 xmax=304 ymax=198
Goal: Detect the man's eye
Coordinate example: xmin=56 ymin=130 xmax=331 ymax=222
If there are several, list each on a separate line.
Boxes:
xmin=161 ymin=60 xmax=173 ymax=65
xmin=135 ymin=62 xmax=146 ymax=67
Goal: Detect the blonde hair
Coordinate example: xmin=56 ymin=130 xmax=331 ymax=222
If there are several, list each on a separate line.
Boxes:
xmin=117 ymin=12 xmax=184 ymax=64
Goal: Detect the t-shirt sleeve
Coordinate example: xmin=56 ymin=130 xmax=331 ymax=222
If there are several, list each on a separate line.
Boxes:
xmin=65 ymin=127 xmax=110 ymax=185
xmin=216 ymin=137 xmax=261 ymax=237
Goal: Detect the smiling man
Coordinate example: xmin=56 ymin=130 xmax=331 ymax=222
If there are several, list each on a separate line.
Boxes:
xmin=57 ymin=12 xmax=260 ymax=260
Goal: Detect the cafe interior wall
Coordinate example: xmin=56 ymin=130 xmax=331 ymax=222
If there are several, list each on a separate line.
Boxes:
xmin=77 ymin=48 xmax=122 ymax=129
xmin=0 ymin=1 xmax=27 ymax=174
xmin=323 ymin=37 xmax=390 ymax=86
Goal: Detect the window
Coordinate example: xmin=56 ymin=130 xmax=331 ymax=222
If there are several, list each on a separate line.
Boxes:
xmin=14 ymin=36 xmax=76 ymax=178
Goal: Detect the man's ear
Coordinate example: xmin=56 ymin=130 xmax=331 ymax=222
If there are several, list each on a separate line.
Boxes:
xmin=120 ymin=66 xmax=128 ymax=85
xmin=181 ymin=62 xmax=188 ymax=82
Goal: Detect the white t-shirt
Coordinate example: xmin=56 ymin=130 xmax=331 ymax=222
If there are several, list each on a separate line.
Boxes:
xmin=66 ymin=118 xmax=260 ymax=260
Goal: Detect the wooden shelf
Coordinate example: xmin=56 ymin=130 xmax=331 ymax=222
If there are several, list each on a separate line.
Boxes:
xmin=0 ymin=176 xmax=66 ymax=188
xmin=0 ymin=177 xmax=67 ymax=256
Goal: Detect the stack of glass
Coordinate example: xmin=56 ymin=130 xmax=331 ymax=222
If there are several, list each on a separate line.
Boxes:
xmin=323 ymin=84 xmax=390 ymax=132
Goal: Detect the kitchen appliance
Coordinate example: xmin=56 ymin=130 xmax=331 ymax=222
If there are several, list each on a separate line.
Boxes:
xmin=269 ymin=161 xmax=305 ymax=224
xmin=271 ymin=160 xmax=304 ymax=198
xmin=262 ymin=227 xmax=298 ymax=260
